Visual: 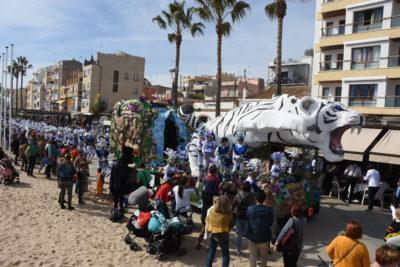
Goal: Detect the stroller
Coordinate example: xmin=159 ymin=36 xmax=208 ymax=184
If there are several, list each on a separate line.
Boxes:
xmin=0 ymin=157 xmax=19 ymax=185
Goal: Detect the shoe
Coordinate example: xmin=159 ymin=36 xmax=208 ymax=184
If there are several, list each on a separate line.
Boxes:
xmin=67 ymin=206 xmax=75 ymax=211
xmin=60 ymin=205 xmax=66 ymax=209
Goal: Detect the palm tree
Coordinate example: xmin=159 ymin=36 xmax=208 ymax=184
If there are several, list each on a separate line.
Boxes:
xmin=16 ymin=56 xmax=32 ymax=110
xmin=195 ymin=0 xmax=250 ymax=117
xmin=265 ymin=0 xmax=296 ymax=96
xmin=153 ymin=1 xmax=205 ymax=109
xmin=7 ymin=61 xmax=20 ymax=113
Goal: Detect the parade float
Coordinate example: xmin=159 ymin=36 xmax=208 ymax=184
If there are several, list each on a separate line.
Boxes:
xmin=110 ymin=99 xmax=188 ymax=163
xmin=177 ymin=94 xmax=364 ymax=219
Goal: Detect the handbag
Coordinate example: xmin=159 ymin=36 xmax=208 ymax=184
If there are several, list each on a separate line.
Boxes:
xmin=277 ymin=218 xmax=297 ymax=252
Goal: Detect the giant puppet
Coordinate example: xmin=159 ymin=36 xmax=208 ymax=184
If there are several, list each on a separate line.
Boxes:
xmin=178 ymin=94 xmax=364 ymax=178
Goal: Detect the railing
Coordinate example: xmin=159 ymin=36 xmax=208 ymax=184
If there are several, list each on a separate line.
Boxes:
xmin=319 ymin=96 xmax=400 ymax=107
xmin=321 ymin=15 xmax=400 ymax=37
xmin=268 ymin=77 xmax=308 ymax=85
xmin=319 ymin=56 xmax=400 ymax=71
xmin=322 ymin=0 xmax=336 ymax=3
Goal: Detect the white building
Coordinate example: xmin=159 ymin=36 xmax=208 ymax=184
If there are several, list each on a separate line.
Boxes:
xmin=312 ymin=0 xmax=400 ymax=115
xmin=268 ymin=56 xmax=313 ymax=86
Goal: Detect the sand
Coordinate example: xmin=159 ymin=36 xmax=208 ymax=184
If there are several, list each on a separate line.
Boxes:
xmin=0 ymin=170 xmax=290 ymax=267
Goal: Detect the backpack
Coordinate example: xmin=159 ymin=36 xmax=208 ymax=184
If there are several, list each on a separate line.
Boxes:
xmin=236 ymin=194 xmax=251 ymax=220
xmin=148 ymin=211 xmax=166 ymax=233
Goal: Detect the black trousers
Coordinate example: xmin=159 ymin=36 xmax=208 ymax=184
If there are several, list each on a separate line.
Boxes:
xmin=368 ymin=186 xmax=379 ymax=210
xmin=343 ymin=176 xmax=357 ymax=202
xmin=283 ymin=252 xmax=300 ymax=267
xmin=27 ymin=156 xmax=36 ymax=175
xmin=113 ymin=193 xmax=125 ymax=210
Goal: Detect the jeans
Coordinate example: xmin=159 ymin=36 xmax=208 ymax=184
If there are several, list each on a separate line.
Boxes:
xmin=59 ymin=180 xmax=73 ymax=207
xmin=235 ymin=219 xmax=248 ymax=253
xmin=283 ymin=252 xmax=300 ymax=267
xmin=27 ymin=156 xmax=36 ymax=175
xmin=249 ymin=241 xmax=268 ymax=267
xmin=205 ymin=236 xmax=230 ymax=267
xmin=368 ymin=186 xmax=379 ymax=210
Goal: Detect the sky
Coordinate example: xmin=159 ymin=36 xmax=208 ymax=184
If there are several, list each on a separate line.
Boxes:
xmin=0 ymin=0 xmax=316 ymax=87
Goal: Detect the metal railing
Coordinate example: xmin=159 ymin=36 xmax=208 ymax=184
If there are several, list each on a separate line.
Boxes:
xmin=319 ymin=56 xmax=400 ymax=71
xmin=267 ymin=77 xmax=308 ymax=85
xmin=321 ymin=15 xmax=400 ymax=37
xmin=319 ymin=96 xmax=400 ymax=108
xmin=322 ymin=0 xmax=336 ymax=3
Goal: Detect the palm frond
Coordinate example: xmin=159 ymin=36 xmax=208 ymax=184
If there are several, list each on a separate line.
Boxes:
xmin=265 ymin=2 xmax=277 ymax=20
xmin=231 ymin=1 xmax=251 ymax=23
xmin=221 ymin=21 xmax=231 ymax=36
xmin=152 ymin=15 xmax=167 ymax=29
xmin=190 ymin=22 xmax=205 ymax=36
xmin=168 ymin=33 xmax=177 ymax=44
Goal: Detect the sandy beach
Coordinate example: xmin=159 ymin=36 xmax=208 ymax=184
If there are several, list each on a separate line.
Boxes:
xmin=0 ymin=171 xmax=289 ymax=267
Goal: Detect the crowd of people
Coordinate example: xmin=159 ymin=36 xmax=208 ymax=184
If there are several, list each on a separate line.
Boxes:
xmin=2 ymin=119 xmax=400 ymax=266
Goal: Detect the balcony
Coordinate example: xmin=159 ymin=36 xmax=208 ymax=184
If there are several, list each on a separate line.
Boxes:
xmin=320 ymin=59 xmax=345 ymax=71
xmin=320 ymin=96 xmax=400 ymax=108
xmin=320 ymin=56 xmax=400 ymax=71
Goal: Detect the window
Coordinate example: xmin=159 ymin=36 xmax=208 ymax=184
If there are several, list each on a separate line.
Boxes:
xmin=395 ymin=85 xmax=400 ymax=107
xmin=326 ymin=21 xmax=334 ymax=36
xmin=338 ymin=20 xmax=345 ymax=35
xmin=352 ymin=46 xmax=380 ymax=69
xmin=349 ymin=84 xmax=377 ymax=106
xmin=125 ymin=72 xmax=129 ymax=80
xmin=324 ymin=55 xmax=332 ymax=70
xmin=113 ymin=70 xmax=119 ymax=93
xmin=132 ymin=88 xmax=138 ymax=96
xmin=353 ymin=7 xmax=383 ymax=33
xmin=335 ymin=87 xmax=342 ymax=102
xmin=322 ymin=87 xmax=330 ymax=98
xmin=337 ymin=54 xmax=343 ymax=70
xmin=133 ymin=74 xmax=139 ymax=81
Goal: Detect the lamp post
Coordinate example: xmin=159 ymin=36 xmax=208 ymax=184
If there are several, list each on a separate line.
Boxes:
xmin=9 ymin=44 xmax=13 ymax=151
xmin=169 ymin=67 xmax=179 ymax=109
xmin=0 ymin=53 xmax=3 ymax=146
xmin=4 ymin=46 xmax=8 ymax=149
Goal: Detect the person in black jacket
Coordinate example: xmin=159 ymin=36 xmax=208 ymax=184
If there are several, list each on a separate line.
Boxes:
xmin=10 ymin=133 xmax=20 ymax=165
xmin=110 ymin=147 xmax=132 ymax=212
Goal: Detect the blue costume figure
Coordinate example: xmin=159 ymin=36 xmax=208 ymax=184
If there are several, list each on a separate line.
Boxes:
xmin=215 ymin=137 xmax=231 ymax=175
xmin=232 ymin=135 xmax=247 ymax=173
xmin=202 ymin=131 xmax=216 ymax=173
xmin=177 ymin=138 xmax=188 ymax=162
xmin=197 ymin=130 xmax=206 ymax=178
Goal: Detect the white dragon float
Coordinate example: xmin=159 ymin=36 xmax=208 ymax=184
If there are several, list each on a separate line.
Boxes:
xmin=178 ymin=94 xmax=364 ymax=178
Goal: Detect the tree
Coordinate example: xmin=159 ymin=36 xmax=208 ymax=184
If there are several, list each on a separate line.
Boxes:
xmin=8 ymin=61 xmax=20 ymax=113
xmin=195 ymin=0 xmax=250 ymax=117
xmin=265 ymin=0 xmax=287 ymax=96
xmin=16 ymin=56 xmax=32 ymax=110
xmin=153 ymin=1 xmax=204 ymax=109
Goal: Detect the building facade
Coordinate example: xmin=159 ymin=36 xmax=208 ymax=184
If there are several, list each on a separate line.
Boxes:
xmin=268 ymin=56 xmax=313 ymax=86
xmin=26 ymin=68 xmax=46 ymax=110
xmin=312 ymin=0 xmax=400 ymax=115
xmin=81 ymin=51 xmax=145 ymax=114
xmin=59 ymin=73 xmax=82 ymax=113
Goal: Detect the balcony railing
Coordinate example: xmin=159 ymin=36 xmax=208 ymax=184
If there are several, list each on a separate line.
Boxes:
xmin=320 ymin=56 xmax=400 ymax=71
xmin=268 ymin=77 xmax=308 ymax=85
xmin=319 ymin=96 xmax=400 ymax=107
xmin=321 ymin=15 xmax=400 ymax=37
xmin=322 ymin=0 xmax=336 ymax=3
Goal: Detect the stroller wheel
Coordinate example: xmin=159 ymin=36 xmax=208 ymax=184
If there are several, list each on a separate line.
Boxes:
xmin=130 ymin=242 xmax=139 ymax=251
xmin=147 ymin=245 xmax=157 ymax=255
xmin=156 ymin=252 xmax=167 ymax=261
xmin=124 ymin=235 xmax=132 ymax=245
xmin=178 ymin=248 xmax=186 ymax=256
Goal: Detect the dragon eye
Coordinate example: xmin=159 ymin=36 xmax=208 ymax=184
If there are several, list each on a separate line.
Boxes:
xmin=333 ymin=105 xmax=344 ymax=112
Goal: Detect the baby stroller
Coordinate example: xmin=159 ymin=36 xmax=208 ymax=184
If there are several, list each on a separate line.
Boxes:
xmin=0 ymin=157 xmax=19 ymax=185
xmin=124 ymin=209 xmax=153 ymax=251
xmin=146 ymin=212 xmax=187 ymax=261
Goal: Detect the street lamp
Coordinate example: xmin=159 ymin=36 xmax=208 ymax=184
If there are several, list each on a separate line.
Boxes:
xmin=169 ymin=67 xmax=179 ymax=109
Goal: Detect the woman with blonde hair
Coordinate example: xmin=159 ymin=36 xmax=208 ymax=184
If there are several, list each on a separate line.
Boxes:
xmin=205 ymin=195 xmax=232 ymax=267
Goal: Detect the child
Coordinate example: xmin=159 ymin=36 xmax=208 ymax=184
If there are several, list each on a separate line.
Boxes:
xmin=96 ymin=167 xmax=105 ymax=196
xmin=215 ymin=137 xmax=231 ymax=177
xmin=202 ymin=132 xmax=216 ymax=173
xmin=232 ymin=136 xmax=247 ymax=173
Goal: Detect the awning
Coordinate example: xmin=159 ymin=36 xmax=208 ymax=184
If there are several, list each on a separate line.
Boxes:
xmin=341 ymin=128 xmax=382 ymax=161
xmin=370 ymin=130 xmax=400 ymax=165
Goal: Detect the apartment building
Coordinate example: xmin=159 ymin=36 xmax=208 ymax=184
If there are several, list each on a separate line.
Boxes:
xmin=43 ymin=60 xmax=82 ymax=111
xmin=81 ymin=51 xmax=145 ymax=114
xmin=26 ymin=69 xmax=46 ymax=110
xmin=59 ymin=72 xmax=82 ymax=113
xmin=312 ymin=0 xmax=400 ymax=115
xmin=268 ymin=55 xmax=313 ymax=86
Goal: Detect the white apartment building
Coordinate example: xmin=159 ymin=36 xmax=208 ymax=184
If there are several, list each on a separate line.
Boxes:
xmin=81 ymin=51 xmax=145 ymax=114
xmin=312 ymin=0 xmax=400 ymax=115
xmin=26 ymin=68 xmax=46 ymax=110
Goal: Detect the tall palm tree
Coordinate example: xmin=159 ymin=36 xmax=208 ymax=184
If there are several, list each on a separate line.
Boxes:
xmin=266 ymin=0 xmax=302 ymax=96
xmin=17 ymin=56 xmax=32 ymax=110
xmin=195 ymin=0 xmax=250 ymax=117
xmin=7 ymin=61 xmax=20 ymax=113
xmin=153 ymin=0 xmax=205 ymax=109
